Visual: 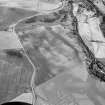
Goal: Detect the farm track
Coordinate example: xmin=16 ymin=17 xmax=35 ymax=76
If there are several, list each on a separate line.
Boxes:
xmin=10 ymin=3 xmax=65 ymax=105
xmin=12 ymin=20 xmax=38 ymax=105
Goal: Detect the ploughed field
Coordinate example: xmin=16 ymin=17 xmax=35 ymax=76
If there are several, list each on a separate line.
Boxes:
xmin=14 ymin=9 xmax=86 ymax=85
xmin=0 ymin=49 xmax=33 ymax=104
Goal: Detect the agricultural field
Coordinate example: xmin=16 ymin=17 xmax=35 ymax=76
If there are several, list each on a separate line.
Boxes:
xmin=0 ymin=6 xmax=37 ymax=31
xmin=0 ymin=48 xmax=33 ymax=104
xmin=0 ymin=0 xmax=105 ymax=105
